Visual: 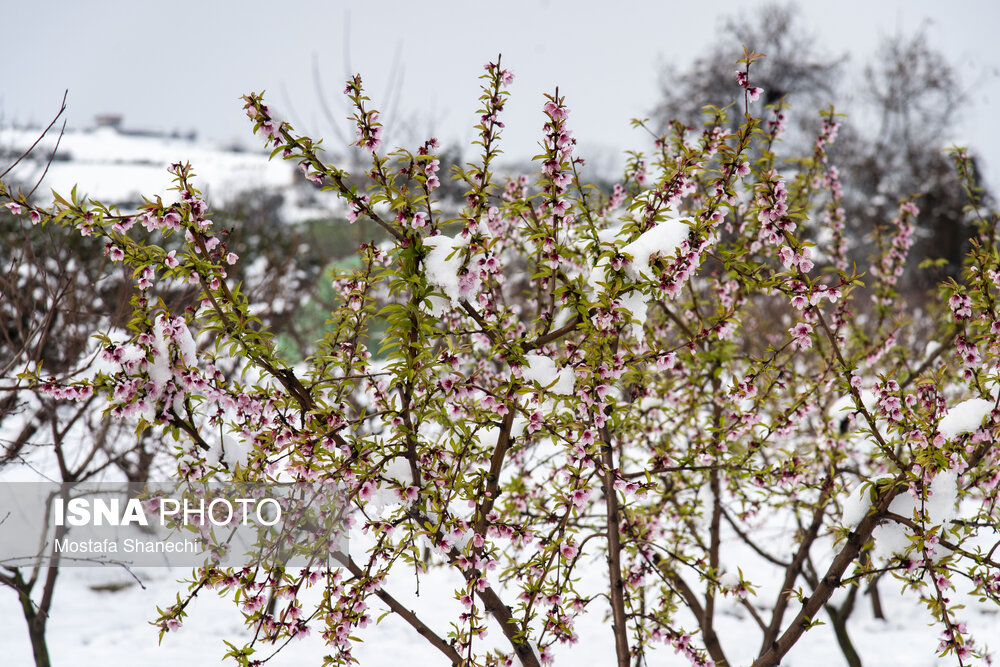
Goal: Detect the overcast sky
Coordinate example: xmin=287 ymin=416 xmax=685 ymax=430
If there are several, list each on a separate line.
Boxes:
xmin=5 ymin=1 xmax=999 ymax=186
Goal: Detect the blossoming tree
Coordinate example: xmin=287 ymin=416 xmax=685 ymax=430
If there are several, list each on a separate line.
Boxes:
xmin=4 ymin=51 xmax=1000 ymax=667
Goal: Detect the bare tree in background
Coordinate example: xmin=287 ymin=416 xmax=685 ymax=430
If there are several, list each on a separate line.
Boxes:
xmin=833 ymin=28 xmax=982 ymax=288
xmin=653 ymin=1 xmax=990 ymax=301
xmin=0 ymin=125 xmax=347 ymax=664
xmin=0 ymin=202 xmax=165 ymax=667
xmin=653 ymin=2 xmax=842 ymax=131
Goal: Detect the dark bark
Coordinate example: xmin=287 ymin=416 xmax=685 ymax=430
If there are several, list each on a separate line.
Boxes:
xmin=826 ymin=605 xmax=862 ymax=667
xmin=601 ymin=423 xmax=632 ymax=667
xmin=753 ymin=472 xmax=907 ymax=667
xmin=19 ymin=588 xmax=51 ymax=667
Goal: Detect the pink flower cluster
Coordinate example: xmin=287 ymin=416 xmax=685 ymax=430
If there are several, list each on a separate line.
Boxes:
xmin=874 ymin=379 xmax=905 ymax=422
xmin=343 ymin=76 xmax=383 ymax=153
xmin=346 ymin=195 xmax=371 ymax=224
xmin=948 ymin=292 xmax=973 ymax=320
xmin=3 ymin=201 xmax=43 ymax=224
xmin=355 ymin=110 xmax=383 ymax=153
xmin=735 ymin=69 xmax=763 ymax=103
xmin=817 ymin=116 xmax=840 ymax=149
xmin=754 ymin=170 xmax=790 ymax=242
xmin=766 ymin=106 xmax=788 ymax=139
xmin=416 ymin=140 xmax=442 ymax=192
xmin=788 ymin=322 xmax=813 ymax=351
xmin=869 ymin=200 xmax=917 ymax=302
xmin=36 ymin=381 xmax=94 ymax=402
xmin=484 ymin=60 xmax=514 ymax=89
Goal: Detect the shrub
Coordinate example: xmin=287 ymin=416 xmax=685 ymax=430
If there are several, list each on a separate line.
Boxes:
xmin=4 ymin=51 xmax=1000 ymax=667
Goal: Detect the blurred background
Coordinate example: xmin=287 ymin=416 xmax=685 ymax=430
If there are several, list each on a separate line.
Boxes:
xmin=3 ymin=0 xmax=998 ymax=185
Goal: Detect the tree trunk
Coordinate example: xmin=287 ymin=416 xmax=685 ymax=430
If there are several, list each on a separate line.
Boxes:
xmin=826 ymin=606 xmax=862 ymax=667
xmin=18 ymin=590 xmax=51 ymax=667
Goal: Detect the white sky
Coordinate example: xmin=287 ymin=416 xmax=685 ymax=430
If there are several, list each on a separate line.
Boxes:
xmin=5 ymin=0 xmax=1000 ymax=187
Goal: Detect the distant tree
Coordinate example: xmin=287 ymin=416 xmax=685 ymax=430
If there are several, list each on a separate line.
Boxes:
xmin=0 ymin=127 xmax=344 ymax=666
xmin=653 ymin=3 xmax=990 ymax=297
xmin=653 ymin=3 xmax=842 ymax=133
xmin=832 ymin=28 xmax=980 ymax=288
xmin=0 ymin=191 xmax=165 ymax=667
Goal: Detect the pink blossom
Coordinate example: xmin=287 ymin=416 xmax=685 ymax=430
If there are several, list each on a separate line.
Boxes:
xmin=299 ymin=162 xmax=322 ymax=185
xmin=358 ymin=480 xmax=376 ymax=501
xmin=347 ymin=196 xmax=369 ymax=224
xmin=542 ymin=101 xmax=569 ymax=122
xmin=137 ymin=266 xmax=155 ymax=290
xmin=260 ymin=119 xmax=282 ymax=140
xmin=948 ymin=293 xmax=972 ymax=320
xmin=242 ymin=595 xmax=265 ymax=612
xmin=112 ymin=217 xmax=135 ymax=233
xmin=789 ymin=322 xmax=813 ymax=350
xmin=162 ymin=210 xmax=182 ymax=231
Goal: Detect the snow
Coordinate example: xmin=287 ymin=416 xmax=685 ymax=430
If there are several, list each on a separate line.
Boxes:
xmin=871 ymin=517 xmax=916 ymax=562
xmin=221 ymin=435 xmax=250 ymax=469
xmin=620 ymin=217 xmax=690 ymax=280
xmin=583 ymin=218 xmax=690 ymax=340
xmin=924 ymin=471 xmax=958 ymax=526
xmin=718 ymin=569 xmax=741 ymax=590
xmin=585 ymin=218 xmax=690 ymax=296
xmin=827 ymin=389 xmax=877 ymax=420
xmin=422 ymin=232 xmax=483 ymax=314
xmin=596 ymin=223 xmax=624 ymax=244
xmin=0 ymin=124 xmax=294 ymax=207
xmin=938 ymin=397 xmax=993 ymax=439
xmin=841 ymin=480 xmax=875 ymax=530
xmin=521 ymin=353 xmax=575 ymax=395
xmin=423 ymin=233 xmax=465 ymax=303
xmin=617 ymin=289 xmax=649 ymax=339
xmin=585 ymin=258 xmax=609 ymax=299
xmin=866 ymin=472 xmax=959 ymax=563
xmin=3 ymin=501 xmax=998 ymax=666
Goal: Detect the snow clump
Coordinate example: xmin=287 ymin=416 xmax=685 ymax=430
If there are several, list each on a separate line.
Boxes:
xmin=522 ymin=354 xmax=575 ymax=395
xmin=938 ymin=397 xmax=993 ymax=440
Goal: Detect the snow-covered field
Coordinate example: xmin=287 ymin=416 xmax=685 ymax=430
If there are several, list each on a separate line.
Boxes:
xmin=0 ymin=123 xmax=294 ymax=206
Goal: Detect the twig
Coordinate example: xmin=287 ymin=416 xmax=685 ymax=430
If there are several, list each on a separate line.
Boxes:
xmin=0 ymin=90 xmax=68 ymax=182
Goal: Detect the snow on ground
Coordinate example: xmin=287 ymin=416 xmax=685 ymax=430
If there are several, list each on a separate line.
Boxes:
xmin=0 ymin=122 xmax=296 ymax=210
xmin=3 ymin=504 xmax=998 ymax=666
